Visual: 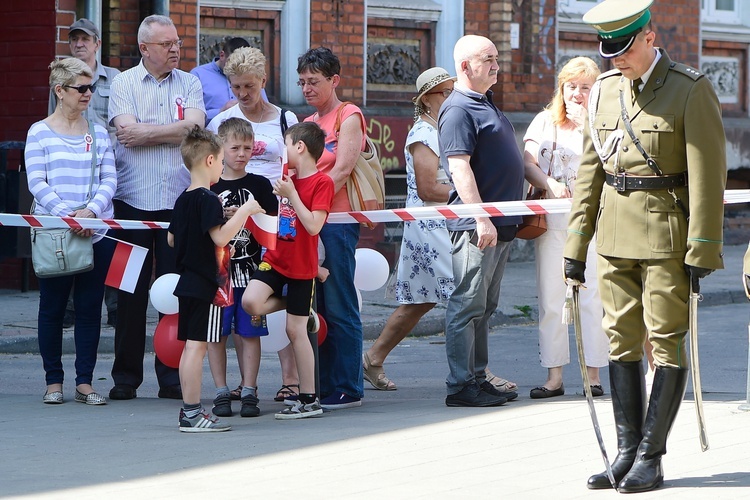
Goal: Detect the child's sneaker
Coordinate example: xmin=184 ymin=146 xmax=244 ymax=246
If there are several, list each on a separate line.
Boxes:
xmin=275 ymin=399 xmax=323 ymax=420
xmin=240 ymin=393 xmax=260 ymax=417
xmin=283 ymin=393 xmax=299 ymax=407
xmin=212 ymin=393 xmax=232 ymax=417
xmin=179 ymin=408 xmax=231 ymax=432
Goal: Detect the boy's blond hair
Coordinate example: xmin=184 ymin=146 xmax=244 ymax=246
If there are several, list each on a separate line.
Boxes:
xmin=217 ymin=117 xmax=255 ymax=143
xmin=180 ymin=125 xmax=223 ymax=171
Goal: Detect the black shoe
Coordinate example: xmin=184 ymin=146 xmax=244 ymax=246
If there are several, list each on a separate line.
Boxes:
xmin=480 ymin=381 xmax=518 ymax=401
xmin=212 ymin=393 xmax=232 ymax=417
xmin=446 ymin=382 xmax=507 ymax=407
xmin=109 ymin=385 xmax=137 ymax=400
xmin=590 ymin=384 xmax=604 ymax=397
xmin=530 ymin=384 xmax=564 ymax=399
xmin=106 ymin=311 xmax=117 ymax=328
xmin=62 ymin=310 xmax=75 ymax=329
xmin=240 ymin=393 xmax=260 ymax=417
xmin=158 ymin=385 xmax=183 ymax=400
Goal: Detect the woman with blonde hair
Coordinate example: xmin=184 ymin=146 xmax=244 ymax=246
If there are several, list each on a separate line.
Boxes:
xmin=26 ymin=58 xmax=117 ymax=405
xmin=207 ymin=46 xmax=301 ymax=409
xmin=523 ymin=56 xmax=609 ymax=399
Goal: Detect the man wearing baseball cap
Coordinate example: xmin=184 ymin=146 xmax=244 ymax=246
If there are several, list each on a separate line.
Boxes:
xmin=563 ymin=0 xmax=726 ymax=493
xmin=49 ymin=19 xmax=120 ymax=142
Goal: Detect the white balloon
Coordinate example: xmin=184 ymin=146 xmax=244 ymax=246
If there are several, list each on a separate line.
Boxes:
xmin=261 ymin=310 xmax=290 ymax=353
xmin=149 ymin=273 xmax=180 ymax=315
xmin=354 ymin=248 xmax=390 ymax=291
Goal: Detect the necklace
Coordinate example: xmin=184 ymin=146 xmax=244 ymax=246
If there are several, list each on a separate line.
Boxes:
xmin=422 ymin=113 xmax=438 ymax=128
xmin=247 ymin=104 xmax=266 ymax=123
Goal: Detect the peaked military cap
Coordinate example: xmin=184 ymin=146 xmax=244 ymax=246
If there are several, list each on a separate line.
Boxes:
xmin=583 ymin=0 xmax=654 ymax=59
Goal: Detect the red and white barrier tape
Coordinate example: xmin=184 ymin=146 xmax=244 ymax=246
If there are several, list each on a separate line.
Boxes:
xmin=3 ymin=189 xmax=750 ymax=229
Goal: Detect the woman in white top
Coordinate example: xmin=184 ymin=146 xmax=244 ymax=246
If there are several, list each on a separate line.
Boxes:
xmin=206 ymin=47 xmax=301 ymax=403
xmin=523 ymin=56 xmax=609 ymax=399
xmin=207 ymin=47 xmax=298 ymax=183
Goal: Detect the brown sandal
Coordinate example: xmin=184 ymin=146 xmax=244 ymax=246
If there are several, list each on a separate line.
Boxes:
xmin=229 ymin=385 xmax=242 ymax=401
xmin=485 ymin=370 xmax=518 ymax=392
xmin=363 ymin=352 xmax=397 ymax=391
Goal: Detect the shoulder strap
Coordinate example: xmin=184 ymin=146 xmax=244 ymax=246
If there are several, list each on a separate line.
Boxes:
xmin=617 ymin=76 xmax=662 ymax=176
xmin=333 ymin=101 xmax=353 ymax=136
xmin=279 ymin=108 xmax=289 ymax=135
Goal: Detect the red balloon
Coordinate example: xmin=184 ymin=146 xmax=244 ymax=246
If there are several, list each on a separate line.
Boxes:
xmin=317 ymin=314 xmax=328 ymax=346
xmin=153 ymin=314 xmax=185 ymax=369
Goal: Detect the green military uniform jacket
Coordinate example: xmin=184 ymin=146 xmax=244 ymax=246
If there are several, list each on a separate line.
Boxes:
xmin=564 ymin=49 xmax=726 ymax=269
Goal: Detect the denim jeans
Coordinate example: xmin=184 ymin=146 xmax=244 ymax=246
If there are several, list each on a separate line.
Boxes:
xmin=37 ymin=236 xmax=115 ymax=386
xmin=445 ymin=230 xmax=511 ymax=394
xmin=317 ymin=223 xmax=364 ymax=398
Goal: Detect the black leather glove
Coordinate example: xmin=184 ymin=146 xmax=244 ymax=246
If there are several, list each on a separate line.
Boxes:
xmin=564 ymin=257 xmax=586 ymax=283
xmin=684 ymin=264 xmax=713 ymax=280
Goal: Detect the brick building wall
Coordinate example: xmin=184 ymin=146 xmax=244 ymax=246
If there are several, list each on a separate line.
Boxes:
xmin=2 ymin=0 xmax=750 ymax=288
xmin=310 ymin=0 xmax=365 ymax=104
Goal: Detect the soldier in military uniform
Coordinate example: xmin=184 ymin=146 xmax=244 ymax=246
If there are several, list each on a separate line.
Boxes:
xmin=562 ymin=0 xmax=726 ymax=493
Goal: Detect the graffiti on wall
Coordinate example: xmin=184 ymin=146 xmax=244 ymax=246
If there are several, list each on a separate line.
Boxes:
xmin=365 ymin=116 xmax=414 ymax=173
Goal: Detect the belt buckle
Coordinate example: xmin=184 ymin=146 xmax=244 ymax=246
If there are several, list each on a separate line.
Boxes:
xmin=614 ymin=172 xmax=627 ymax=192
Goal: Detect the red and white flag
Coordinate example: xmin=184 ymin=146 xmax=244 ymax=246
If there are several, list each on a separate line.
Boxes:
xmin=245 ymin=213 xmax=278 ymax=251
xmin=105 ymin=238 xmax=149 ymax=293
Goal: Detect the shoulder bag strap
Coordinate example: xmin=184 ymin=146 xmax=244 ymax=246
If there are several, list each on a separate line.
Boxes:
xmin=279 ymin=108 xmax=289 ymax=135
xmin=332 ymin=101 xmax=353 ymax=137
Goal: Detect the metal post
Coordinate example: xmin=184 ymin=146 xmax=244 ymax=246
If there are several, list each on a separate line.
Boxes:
xmin=738 ymin=320 xmax=750 ymax=411
xmin=152 ymin=0 xmax=169 ymax=16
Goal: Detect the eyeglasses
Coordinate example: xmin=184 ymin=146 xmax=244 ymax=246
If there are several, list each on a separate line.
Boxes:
xmin=143 ymin=40 xmax=183 ymax=49
xmin=426 ymin=88 xmax=453 ymax=98
xmin=296 ymin=77 xmax=332 ymax=88
xmin=63 ymin=83 xmax=97 ymax=94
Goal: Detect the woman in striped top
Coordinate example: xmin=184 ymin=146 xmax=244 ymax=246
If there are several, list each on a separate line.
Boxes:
xmin=25 ymin=58 xmax=117 ymax=406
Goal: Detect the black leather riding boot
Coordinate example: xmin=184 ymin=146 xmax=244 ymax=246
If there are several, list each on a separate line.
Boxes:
xmin=618 ymin=366 xmax=688 ymax=493
xmin=587 ymin=361 xmax=646 ymax=489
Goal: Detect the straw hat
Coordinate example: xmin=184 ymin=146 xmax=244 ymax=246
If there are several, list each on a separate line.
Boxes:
xmin=413 ymin=67 xmax=456 ymax=108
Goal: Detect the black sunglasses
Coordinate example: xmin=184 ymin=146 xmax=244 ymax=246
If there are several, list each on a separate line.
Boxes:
xmin=63 ymin=83 xmax=97 ymax=94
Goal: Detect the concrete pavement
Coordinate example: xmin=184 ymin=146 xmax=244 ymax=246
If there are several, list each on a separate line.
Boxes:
xmin=0 ymin=244 xmax=749 ymax=498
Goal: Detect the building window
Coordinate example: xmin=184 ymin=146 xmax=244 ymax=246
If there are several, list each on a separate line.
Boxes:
xmin=558 ymin=0 xmax=600 ymax=16
xmin=702 ymin=0 xmax=741 ymax=24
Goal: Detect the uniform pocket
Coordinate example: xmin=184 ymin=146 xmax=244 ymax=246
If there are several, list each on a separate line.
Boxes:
xmin=593 ymin=113 xmax=620 ymax=146
xmin=640 ymin=115 xmax=674 ymax=158
xmin=647 ymin=193 xmax=685 ymax=253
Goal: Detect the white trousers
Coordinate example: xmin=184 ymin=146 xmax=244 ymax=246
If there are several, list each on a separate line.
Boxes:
xmin=534 ymin=228 xmax=609 ymax=368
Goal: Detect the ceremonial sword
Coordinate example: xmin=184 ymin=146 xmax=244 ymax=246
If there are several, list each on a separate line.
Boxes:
xmin=689 ymin=275 xmax=709 ymax=451
xmin=567 ymin=280 xmax=616 ymax=489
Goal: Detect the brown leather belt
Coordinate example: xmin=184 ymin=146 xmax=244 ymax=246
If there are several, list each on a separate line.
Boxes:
xmin=605 ymin=171 xmax=687 ymax=192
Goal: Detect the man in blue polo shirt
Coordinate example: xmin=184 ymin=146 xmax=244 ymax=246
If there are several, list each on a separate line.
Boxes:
xmin=190 ymin=37 xmax=250 ymax=124
xmin=439 ymin=35 xmax=525 ymax=407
